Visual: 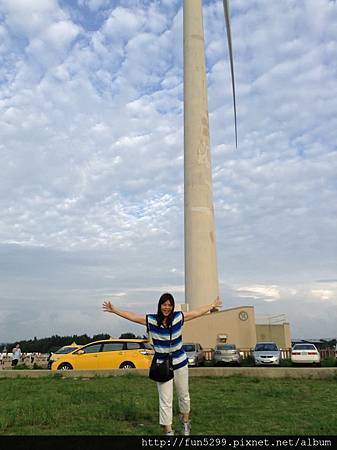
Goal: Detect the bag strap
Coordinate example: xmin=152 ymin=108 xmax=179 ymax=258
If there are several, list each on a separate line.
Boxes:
xmin=168 ymin=324 xmax=172 ymax=354
xmin=145 ymin=314 xmax=149 ymax=334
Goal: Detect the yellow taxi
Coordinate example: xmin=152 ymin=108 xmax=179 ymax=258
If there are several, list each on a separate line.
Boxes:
xmin=50 ymin=338 xmax=153 ymax=371
xmin=47 ymin=342 xmax=81 ymax=369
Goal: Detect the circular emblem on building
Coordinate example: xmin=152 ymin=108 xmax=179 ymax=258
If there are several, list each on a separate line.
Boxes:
xmin=239 ymin=311 xmax=248 ymax=321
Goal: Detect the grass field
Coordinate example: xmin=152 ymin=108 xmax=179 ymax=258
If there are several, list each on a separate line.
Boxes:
xmin=1 ymin=374 xmax=337 ymax=435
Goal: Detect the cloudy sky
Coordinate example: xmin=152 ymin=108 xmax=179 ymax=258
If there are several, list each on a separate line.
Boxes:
xmin=0 ymin=0 xmax=336 ymax=343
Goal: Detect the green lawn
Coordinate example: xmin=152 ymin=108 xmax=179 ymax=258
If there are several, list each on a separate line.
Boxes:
xmin=1 ymin=374 xmax=337 ymax=435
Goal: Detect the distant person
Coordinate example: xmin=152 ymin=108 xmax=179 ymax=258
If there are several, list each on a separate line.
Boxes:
xmin=1 ymin=347 xmax=7 ymax=366
xmin=103 ymin=292 xmax=221 ymax=436
xmin=11 ymin=344 xmax=22 ymax=367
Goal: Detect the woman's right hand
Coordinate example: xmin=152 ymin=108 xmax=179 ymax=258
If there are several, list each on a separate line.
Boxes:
xmin=102 ymin=300 xmax=115 ymax=313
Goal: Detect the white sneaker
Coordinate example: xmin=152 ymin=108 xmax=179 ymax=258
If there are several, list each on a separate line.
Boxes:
xmin=165 ymin=430 xmax=175 ymax=436
xmin=182 ymin=421 xmax=191 ymax=436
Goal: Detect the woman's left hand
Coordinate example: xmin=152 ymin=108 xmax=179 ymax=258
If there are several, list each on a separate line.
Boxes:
xmin=212 ymin=296 xmax=222 ymax=309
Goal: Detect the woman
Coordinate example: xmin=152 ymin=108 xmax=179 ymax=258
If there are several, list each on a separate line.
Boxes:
xmin=103 ymin=292 xmax=222 ymax=436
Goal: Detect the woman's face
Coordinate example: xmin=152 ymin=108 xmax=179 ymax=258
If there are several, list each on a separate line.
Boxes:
xmin=161 ymin=300 xmax=173 ymax=317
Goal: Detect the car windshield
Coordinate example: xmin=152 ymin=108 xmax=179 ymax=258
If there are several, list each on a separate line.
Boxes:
xmin=183 ymin=344 xmax=196 ymax=352
xmin=216 ymin=344 xmax=235 ymax=350
xmin=255 ymin=344 xmax=278 ymax=351
xmin=54 ymin=346 xmax=78 ymax=354
xmin=293 ymin=344 xmax=316 ymax=350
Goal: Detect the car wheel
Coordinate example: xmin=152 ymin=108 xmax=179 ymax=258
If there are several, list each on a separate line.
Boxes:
xmin=120 ymin=361 xmax=135 ymax=369
xmin=58 ymin=363 xmax=73 ymax=371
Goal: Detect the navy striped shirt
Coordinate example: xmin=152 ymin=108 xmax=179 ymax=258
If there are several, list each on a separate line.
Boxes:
xmin=146 ymin=311 xmax=188 ymax=370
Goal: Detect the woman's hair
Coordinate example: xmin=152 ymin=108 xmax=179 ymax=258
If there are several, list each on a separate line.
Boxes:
xmin=156 ymin=292 xmax=175 ymax=327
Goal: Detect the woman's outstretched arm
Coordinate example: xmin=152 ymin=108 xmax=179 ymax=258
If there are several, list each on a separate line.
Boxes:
xmin=184 ymin=296 xmax=222 ymax=322
xmin=102 ymin=301 xmax=147 ymax=325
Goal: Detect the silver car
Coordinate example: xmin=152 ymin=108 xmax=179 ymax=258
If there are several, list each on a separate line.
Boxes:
xmin=183 ymin=343 xmax=205 ymax=367
xmin=253 ymin=342 xmax=280 ymax=366
xmin=213 ymin=343 xmax=241 ymax=365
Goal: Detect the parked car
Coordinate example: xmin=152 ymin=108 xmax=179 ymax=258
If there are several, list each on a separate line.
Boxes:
xmin=183 ymin=343 xmax=205 ymax=367
xmin=213 ymin=343 xmax=241 ymax=366
xmin=47 ymin=343 xmax=81 ymax=369
xmin=291 ymin=343 xmax=321 ymax=366
xmin=51 ymin=339 xmax=154 ymax=371
xmin=253 ymin=342 xmax=280 ymax=366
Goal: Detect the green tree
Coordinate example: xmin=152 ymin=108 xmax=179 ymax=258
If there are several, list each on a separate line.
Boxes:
xmin=119 ymin=332 xmax=139 ymax=339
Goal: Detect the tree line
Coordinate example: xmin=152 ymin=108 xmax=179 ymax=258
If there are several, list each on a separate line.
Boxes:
xmin=2 ymin=332 xmax=146 ymax=354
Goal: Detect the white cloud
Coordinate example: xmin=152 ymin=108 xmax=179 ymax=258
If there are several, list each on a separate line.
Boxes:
xmin=0 ymin=0 xmax=60 ymax=36
xmin=236 ymin=285 xmax=281 ymax=302
xmin=103 ymin=6 xmax=145 ymax=39
xmin=311 ymin=289 xmax=336 ymax=302
xmin=43 ymin=20 xmax=80 ymax=49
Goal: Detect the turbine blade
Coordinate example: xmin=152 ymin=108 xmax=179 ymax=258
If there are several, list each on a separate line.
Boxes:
xmin=223 ymin=0 xmax=238 ymax=148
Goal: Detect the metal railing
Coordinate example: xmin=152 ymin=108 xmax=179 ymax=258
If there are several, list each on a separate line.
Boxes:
xmin=203 ymin=348 xmax=336 ymax=361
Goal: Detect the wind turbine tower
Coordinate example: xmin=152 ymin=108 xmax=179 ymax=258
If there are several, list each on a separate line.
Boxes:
xmin=182 ymin=2 xmax=291 ymax=353
xmin=184 ymin=0 xmax=236 ymax=309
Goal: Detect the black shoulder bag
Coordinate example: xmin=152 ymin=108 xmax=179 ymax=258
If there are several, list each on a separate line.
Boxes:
xmin=147 ymin=316 xmax=174 ymax=383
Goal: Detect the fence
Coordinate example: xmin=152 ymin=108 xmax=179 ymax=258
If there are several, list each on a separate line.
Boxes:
xmin=1 ymin=349 xmax=335 ymax=368
xmin=0 ymin=354 xmax=49 ymax=369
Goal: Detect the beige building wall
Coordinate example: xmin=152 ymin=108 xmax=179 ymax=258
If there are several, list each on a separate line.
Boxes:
xmin=256 ymin=324 xmax=292 ymax=349
xmin=182 ymin=306 xmax=256 ymax=349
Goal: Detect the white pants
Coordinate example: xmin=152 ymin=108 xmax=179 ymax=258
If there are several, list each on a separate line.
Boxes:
xmin=157 ymin=364 xmax=190 ymax=426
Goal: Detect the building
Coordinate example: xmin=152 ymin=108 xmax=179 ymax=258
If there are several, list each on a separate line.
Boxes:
xmin=182 ymin=305 xmax=291 ymax=350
